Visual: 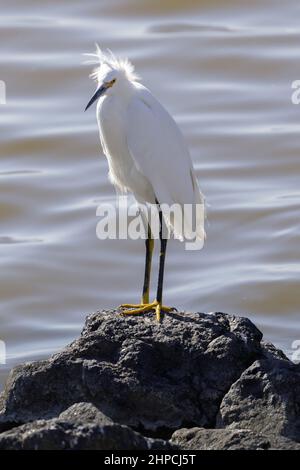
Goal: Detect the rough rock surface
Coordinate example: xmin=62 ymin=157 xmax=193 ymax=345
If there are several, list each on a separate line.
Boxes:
xmin=217 ymin=356 xmax=300 ymax=441
xmin=0 ymin=310 xmax=263 ymax=431
xmin=0 ymin=309 xmax=299 ymax=450
xmin=0 ymin=402 xmax=172 ymax=450
xmin=171 ymin=427 xmax=300 ymax=450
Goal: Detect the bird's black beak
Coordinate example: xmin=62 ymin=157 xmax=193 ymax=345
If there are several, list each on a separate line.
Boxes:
xmin=85 ymin=84 xmax=106 ymax=112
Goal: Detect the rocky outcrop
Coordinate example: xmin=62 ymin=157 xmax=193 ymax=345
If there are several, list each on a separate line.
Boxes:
xmin=0 ymin=309 xmax=299 ymax=450
xmin=0 ymin=402 xmax=173 ymax=450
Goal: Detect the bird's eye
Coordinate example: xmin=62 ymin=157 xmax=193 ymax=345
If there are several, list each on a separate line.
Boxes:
xmin=107 ymin=79 xmax=116 ymax=87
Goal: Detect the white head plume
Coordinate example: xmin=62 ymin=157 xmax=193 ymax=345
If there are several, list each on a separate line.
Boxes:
xmin=84 ymin=44 xmax=140 ymax=83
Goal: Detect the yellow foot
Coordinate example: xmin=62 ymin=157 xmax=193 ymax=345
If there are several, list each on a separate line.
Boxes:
xmin=119 ymin=300 xmax=174 ymax=322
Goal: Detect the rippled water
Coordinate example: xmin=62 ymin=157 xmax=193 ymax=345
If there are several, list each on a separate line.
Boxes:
xmin=1 ymin=0 xmax=300 ymax=389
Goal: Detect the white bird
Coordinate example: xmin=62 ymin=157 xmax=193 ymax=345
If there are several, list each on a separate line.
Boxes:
xmin=85 ymin=46 xmax=205 ymax=321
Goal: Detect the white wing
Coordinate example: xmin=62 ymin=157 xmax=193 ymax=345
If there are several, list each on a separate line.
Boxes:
xmin=126 ymin=84 xmax=205 ymax=244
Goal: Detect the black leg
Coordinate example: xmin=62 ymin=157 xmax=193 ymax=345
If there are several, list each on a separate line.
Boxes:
xmin=120 ymin=200 xmax=171 ymax=322
xmin=156 ymin=200 xmax=167 ymax=305
xmin=142 ymin=223 xmax=154 ymax=304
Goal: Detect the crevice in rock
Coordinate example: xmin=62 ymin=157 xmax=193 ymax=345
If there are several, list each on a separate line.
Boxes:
xmin=209 ymin=356 xmax=262 ymax=429
xmin=131 ymin=421 xmax=197 ymax=441
xmin=0 ymin=420 xmax=24 ymax=434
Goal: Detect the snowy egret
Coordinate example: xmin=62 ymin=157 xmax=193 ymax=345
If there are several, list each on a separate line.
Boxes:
xmin=85 ymin=46 xmax=205 ymax=321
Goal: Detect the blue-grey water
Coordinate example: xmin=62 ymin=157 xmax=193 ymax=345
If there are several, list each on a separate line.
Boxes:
xmin=0 ymin=0 xmax=300 ymax=389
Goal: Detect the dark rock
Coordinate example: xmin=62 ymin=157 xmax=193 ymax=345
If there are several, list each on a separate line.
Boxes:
xmin=0 ymin=402 xmax=174 ymax=450
xmin=0 ymin=309 xmax=299 ymax=450
xmin=217 ymin=357 xmax=300 ymax=442
xmin=0 ymin=310 xmax=263 ymax=432
xmin=171 ymin=427 xmax=300 ymax=450
xmin=59 ymin=401 xmax=112 ymax=425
